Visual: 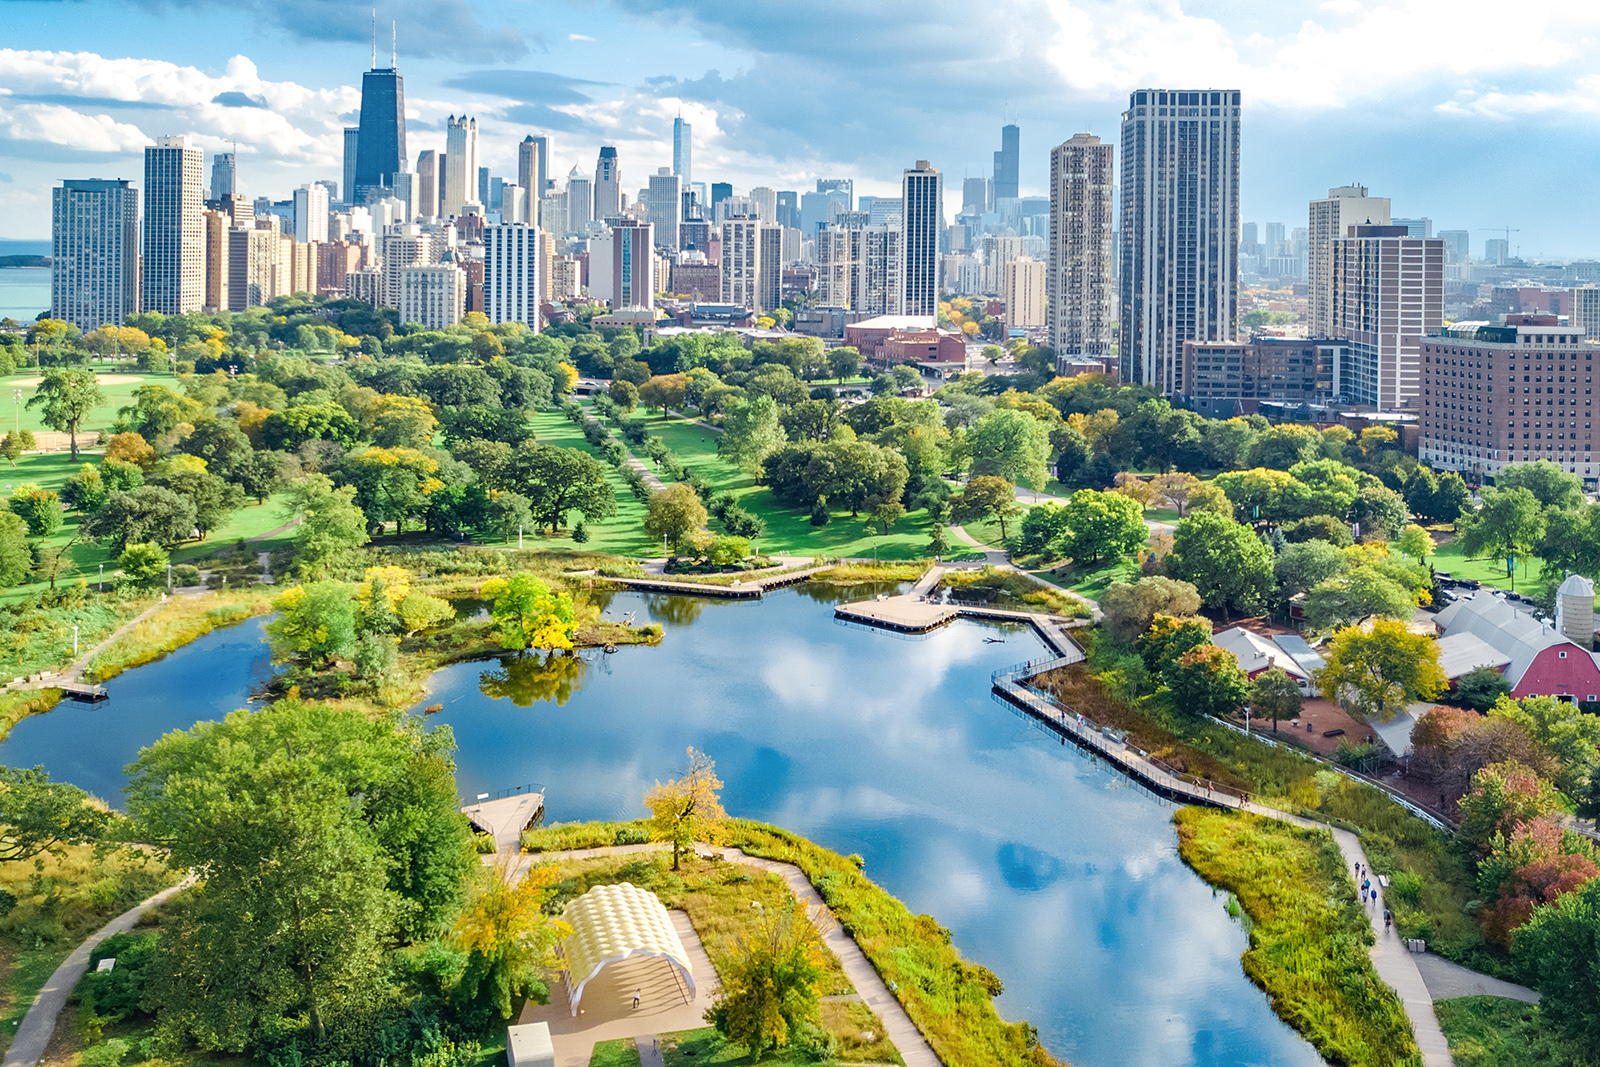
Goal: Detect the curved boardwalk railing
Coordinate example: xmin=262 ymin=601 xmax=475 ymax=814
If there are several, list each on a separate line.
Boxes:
xmin=601 ymin=564 xmax=834 ymax=599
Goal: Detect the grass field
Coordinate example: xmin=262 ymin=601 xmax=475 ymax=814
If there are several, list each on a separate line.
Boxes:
xmin=617 ymin=415 xmax=941 ymax=561
xmin=1417 ymin=539 xmax=1545 ymax=592
xmin=1435 ymin=996 xmax=1595 ymax=1067
xmin=525 ymin=409 xmax=657 ymax=556
xmin=0 ymin=447 xmax=291 ymax=604
xmin=0 ymin=364 xmax=182 ymax=442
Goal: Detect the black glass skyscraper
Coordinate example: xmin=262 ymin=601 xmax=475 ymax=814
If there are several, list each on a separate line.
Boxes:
xmin=354 ymin=65 xmax=406 ymax=203
xmin=992 ymin=123 xmax=1020 ymax=201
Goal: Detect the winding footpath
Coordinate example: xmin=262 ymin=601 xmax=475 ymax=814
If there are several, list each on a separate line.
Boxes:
xmin=2 ymin=880 xmax=191 ymax=1067
xmin=502 ymin=843 xmax=939 ymax=1067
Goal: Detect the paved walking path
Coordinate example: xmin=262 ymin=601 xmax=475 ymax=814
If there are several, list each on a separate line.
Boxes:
xmin=993 ymin=673 xmax=1455 ymax=1065
xmin=1414 ymin=953 xmax=1539 ymax=1004
xmin=1328 ymin=828 xmax=1455 ymax=1067
xmin=637 ymin=1035 xmax=665 ymax=1067
xmin=2 ymin=879 xmax=191 ymax=1067
xmin=507 ymin=842 xmax=940 ymax=1067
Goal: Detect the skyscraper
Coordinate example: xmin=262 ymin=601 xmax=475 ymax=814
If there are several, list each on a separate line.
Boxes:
xmin=443 ymin=115 xmax=478 ymax=217
xmin=1308 ymin=185 xmax=1390 ymax=337
xmin=899 ymin=160 xmax=942 ymax=319
xmin=211 ymin=151 xmax=237 ymax=200
xmin=341 ymin=129 xmax=358 ymax=203
xmin=1048 ymin=133 xmax=1114 ymax=362
xmin=776 ymin=191 xmax=799 ymax=230
xmin=51 ymin=179 xmax=139 ymax=332
xmin=591 ymin=221 xmax=654 ymax=309
xmin=961 ymin=177 xmax=987 ymax=216
xmin=673 ymin=116 xmax=692 ymax=186
xmin=1119 ymin=89 xmax=1241 ymax=395
xmin=647 ymin=168 xmax=681 ymax=250
xmin=720 ymin=216 xmax=760 ymax=309
xmin=992 ymin=123 xmax=1020 ymax=202
xmin=479 ymin=167 xmax=491 ymax=208
xmin=143 ymin=136 xmax=205 ymax=315
xmin=758 ymin=223 xmax=782 ymax=315
xmin=566 ymin=166 xmax=592 ymax=234
xmin=353 ymin=62 xmax=406 ymax=204
xmin=294 ymin=183 xmax=329 ymax=244
xmin=484 ymin=222 xmax=543 ymax=329
xmin=749 ymin=187 xmax=778 ymax=223
xmin=518 ymin=137 xmax=541 ymax=204
xmin=1004 ymin=257 xmax=1046 ymax=329
xmin=1332 ymin=224 xmax=1443 ymax=410
xmin=416 ymin=150 xmax=439 ymax=219
xmin=594 ymin=146 xmax=622 ymax=219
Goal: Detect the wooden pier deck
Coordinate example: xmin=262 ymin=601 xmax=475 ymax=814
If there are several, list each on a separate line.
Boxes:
xmin=601 ymin=564 xmax=834 ymax=600
xmin=462 ymin=790 xmax=546 ymax=854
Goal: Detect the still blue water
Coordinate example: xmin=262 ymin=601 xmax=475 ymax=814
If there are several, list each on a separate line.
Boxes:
xmin=0 ymin=268 xmax=50 ymax=323
xmin=0 ymin=592 xmax=1321 ymax=1067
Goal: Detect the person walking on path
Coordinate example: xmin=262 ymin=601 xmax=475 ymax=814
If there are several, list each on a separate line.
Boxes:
xmin=633 ymin=988 xmax=642 ymax=1010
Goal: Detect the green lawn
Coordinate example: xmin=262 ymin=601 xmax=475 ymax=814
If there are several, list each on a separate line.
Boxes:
xmin=661 ymin=1027 xmax=820 ymax=1067
xmin=1421 ymin=539 xmax=1544 ymax=592
xmin=589 ymin=1037 xmax=642 ymax=1067
xmin=1039 ymin=556 xmax=1139 ymax=600
xmin=524 ymin=409 xmax=657 ymax=556
xmin=0 ymin=450 xmax=290 ymax=604
xmin=619 ymin=415 xmax=939 ymax=561
xmin=0 ymin=364 xmax=182 ymax=442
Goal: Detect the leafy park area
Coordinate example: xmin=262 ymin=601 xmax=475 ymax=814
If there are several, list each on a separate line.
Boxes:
xmin=1434 ymin=996 xmax=1599 ymax=1067
xmin=1174 ymin=809 xmax=1418 ymax=1067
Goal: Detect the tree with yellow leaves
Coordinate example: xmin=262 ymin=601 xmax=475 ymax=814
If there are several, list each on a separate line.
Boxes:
xmin=355 ymin=565 xmax=456 ymax=636
xmin=645 ymin=748 xmax=727 ymax=870
xmin=706 ymin=895 xmax=827 ymax=1056
xmin=480 ymin=573 xmax=576 ymax=651
xmin=451 ymin=861 xmax=571 ymax=1028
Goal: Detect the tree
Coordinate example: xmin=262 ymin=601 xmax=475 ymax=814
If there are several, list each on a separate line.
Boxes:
xmin=487 ymin=490 xmax=534 ymax=543
xmin=0 ymin=513 xmax=30 ymax=586
xmin=1246 ymin=423 xmax=1322 ymax=470
xmin=1100 ymin=577 xmax=1201 ymax=642
xmin=608 ymin=378 xmax=640 ymax=412
xmin=105 ymin=431 xmax=155 ymax=468
xmin=645 ymin=483 xmax=710 ymax=555
xmin=1457 ymin=486 xmax=1546 ymax=578
xmin=718 ymin=395 xmax=787 ymax=475
xmin=828 ymin=346 xmax=861 ymax=382
xmin=644 ymin=748 xmax=728 ymax=870
xmin=1350 ymin=485 xmax=1408 ymax=541
xmin=480 ymin=573 xmax=577 ymax=651
xmin=8 ymin=486 xmax=63 ymax=537
xmin=1453 ymin=665 xmax=1512 ymax=713
xmin=117 ymin=541 xmax=170 ymax=585
xmin=83 ymin=486 xmax=197 ymax=552
xmin=125 ymin=701 xmax=472 ymax=1051
xmin=287 ymin=477 xmax=370 ymax=572
xmin=1250 ymin=667 xmax=1303 ymax=732
xmin=267 ymin=581 xmax=361 ymax=667
xmin=508 ymin=443 xmax=617 ymax=533
xmin=707 ymin=896 xmax=826 ymax=1056
xmin=1058 ymin=489 xmax=1147 ymax=565
xmin=450 ymin=864 xmax=571 ymax=1030
xmin=1273 ymin=540 xmax=1348 ymax=600
xmin=1316 ymin=619 xmax=1445 ymax=722
xmin=1426 ymin=472 xmax=1473 ymax=524
xmin=1137 ymin=614 xmax=1213 ymax=675
xmin=150 ymin=467 xmax=244 ymax=538
xmin=1167 ymin=511 xmax=1275 ymax=619
xmin=1150 ymin=472 xmax=1204 ymax=516
xmin=1301 ymin=566 xmax=1416 ymax=629
xmin=368 ymin=393 xmax=439 ymax=449
xmin=949 ymin=475 xmax=1023 ymax=541
xmin=178 ymin=418 xmax=253 ymax=478
xmin=235 ymin=450 xmax=292 ymax=505
xmin=261 ymin=402 xmax=360 ymax=451
xmin=1490 ymin=694 xmax=1600 ymax=796
xmin=1458 ymin=760 xmax=1560 ymax=853
xmin=969 ymin=409 xmax=1051 ymax=491
xmin=638 ymin=373 xmax=689 ymax=416
xmin=1166 ymin=644 xmax=1250 ymax=719
xmin=0 ymin=765 xmax=108 ymax=863
xmin=1513 ymin=876 xmax=1600 ymax=1049
xmin=0 ymin=429 xmax=36 ymax=466
xmin=1497 ymin=460 xmax=1586 ymax=510
xmin=26 ymin=366 xmax=105 ymax=460
xmin=1396 ymin=523 xmax=1435 ymax=563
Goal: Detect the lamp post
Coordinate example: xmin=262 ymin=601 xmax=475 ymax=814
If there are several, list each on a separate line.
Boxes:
xmin=12 ymin=390 xmax=20 ymax=434
xmin=167 ymin=563 xmax=172 ymax=591
xmin=72 ymin=625 xmax=79 ymax=657
xmin=98 ymin=563 xmax=103 ymax=592
xmin=518 ymin=525 xmax=523 ymax=550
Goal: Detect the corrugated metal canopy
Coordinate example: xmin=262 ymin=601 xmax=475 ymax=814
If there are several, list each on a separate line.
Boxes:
xmin=561 ymin=882 xmax=694 ymax=1016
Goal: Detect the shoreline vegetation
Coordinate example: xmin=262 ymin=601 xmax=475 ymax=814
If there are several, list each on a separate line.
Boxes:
xmin=525 ymin=817 xmax=1063 ymax=1067
xmin=1174 ymin=808 xmax=1420 ymax=1067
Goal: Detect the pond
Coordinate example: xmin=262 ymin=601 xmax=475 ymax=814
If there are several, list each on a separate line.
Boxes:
xmin=0 ymin=589 xmax=1323 ymax=1067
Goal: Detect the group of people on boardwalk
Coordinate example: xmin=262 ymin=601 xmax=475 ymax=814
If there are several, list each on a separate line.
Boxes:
xmin=1355 ymin=860 xmax=1392 ymax=931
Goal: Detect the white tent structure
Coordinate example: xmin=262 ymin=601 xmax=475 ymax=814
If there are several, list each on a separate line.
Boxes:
xmin=560 ymin=882 xmax=695 ymax=1016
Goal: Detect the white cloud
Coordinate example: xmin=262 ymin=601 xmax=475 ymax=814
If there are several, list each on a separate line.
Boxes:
xmin=0 ymin=101 xmax=149 ymax=153
xmin=568 ymin=33 xmax=595 ymax=41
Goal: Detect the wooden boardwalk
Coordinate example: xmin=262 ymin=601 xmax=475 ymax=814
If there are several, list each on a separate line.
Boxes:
xmin=463 ymin=791 xmax=546 ymax=854
xmin=601 ymin=564 xmax=834 ymax=600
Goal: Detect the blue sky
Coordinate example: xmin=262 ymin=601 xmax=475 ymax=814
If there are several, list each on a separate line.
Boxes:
xmin=2 ymin=0 xmax=1599 ymax=258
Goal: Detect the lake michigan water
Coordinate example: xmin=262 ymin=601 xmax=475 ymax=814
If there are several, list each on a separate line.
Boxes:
xmin=0 ymin=239 xmax=51 ymax=323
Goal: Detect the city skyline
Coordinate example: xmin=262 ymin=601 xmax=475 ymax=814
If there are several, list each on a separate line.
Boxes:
xmin=4 ymin=0 xmax=1600 ymax=256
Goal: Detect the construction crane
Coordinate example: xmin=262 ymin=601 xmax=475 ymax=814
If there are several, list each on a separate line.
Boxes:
xmin=1477 ymin=226 xmax=1521 ymax=260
